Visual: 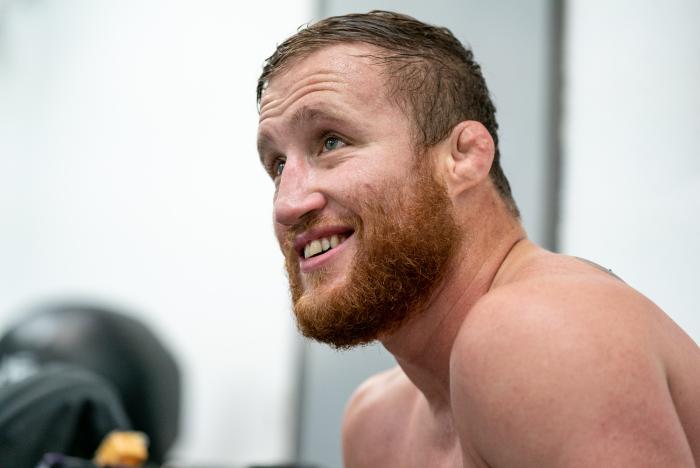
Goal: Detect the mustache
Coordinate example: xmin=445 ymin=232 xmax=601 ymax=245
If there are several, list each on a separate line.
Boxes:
xmin=283 ymin=212 xmax=360 ymax=253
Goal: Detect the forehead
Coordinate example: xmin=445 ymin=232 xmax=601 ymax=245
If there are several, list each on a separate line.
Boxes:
xmin=258 ymin=43 xmax=390 ymax=122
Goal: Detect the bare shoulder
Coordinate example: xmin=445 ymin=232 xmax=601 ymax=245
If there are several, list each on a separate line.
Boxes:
xmin=343 ymin=366 xmax=413 ymax=424
xmin=457 ymin=248 xmax=688 ymax=351
xmin=457 ymin=249 xmax=664 ymax=346
xmin=342 ymin=366 xmax=417 ymax=467
xmin=450 ymin=248 xmax=700 ymax=467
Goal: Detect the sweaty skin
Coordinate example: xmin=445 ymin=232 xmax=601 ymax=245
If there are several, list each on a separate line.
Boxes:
xmin=258 ymin=44 xmax=700 ymax=468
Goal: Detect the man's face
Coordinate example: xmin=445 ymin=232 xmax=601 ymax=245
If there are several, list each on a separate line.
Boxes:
xmin=257 ymin=44 xmax=460 ymax=347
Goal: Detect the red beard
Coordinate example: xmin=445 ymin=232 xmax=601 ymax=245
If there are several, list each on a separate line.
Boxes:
xmin=283 ymin=163 xmax=461 ymax=349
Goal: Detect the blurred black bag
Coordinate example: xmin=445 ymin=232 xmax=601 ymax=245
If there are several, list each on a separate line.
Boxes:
xmin=0 ymin=304 xmax=181 ymax=464
xmin=0 ymin=364 xmax=130 ymax=468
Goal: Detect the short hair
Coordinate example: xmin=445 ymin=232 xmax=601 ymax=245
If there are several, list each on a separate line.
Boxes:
xmin=257 ymin=10 xmax=519 ymax=217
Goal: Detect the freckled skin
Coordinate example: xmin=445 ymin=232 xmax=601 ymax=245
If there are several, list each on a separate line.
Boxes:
xmin=258 ymin=44 xmax=700 ymax=468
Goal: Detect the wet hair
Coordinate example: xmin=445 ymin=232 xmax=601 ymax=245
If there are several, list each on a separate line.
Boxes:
xmin=257 ymin=10 xmax=519 ymax=217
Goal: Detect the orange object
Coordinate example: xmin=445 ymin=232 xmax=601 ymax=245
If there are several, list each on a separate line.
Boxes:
xmin=93 ymin=430 xmax=149 ymax=467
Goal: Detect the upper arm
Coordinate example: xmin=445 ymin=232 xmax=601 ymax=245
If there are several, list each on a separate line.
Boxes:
xmin=450 ymin=281 xmax=695 ymax=468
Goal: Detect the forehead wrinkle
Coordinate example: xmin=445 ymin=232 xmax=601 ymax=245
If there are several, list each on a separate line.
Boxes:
xmin=259 ymin=72 xmax=345 ymax=121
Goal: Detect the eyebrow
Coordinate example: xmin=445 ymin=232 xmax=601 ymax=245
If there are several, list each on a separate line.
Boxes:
xmin=257 ymin=134 xmax=273 ymax=163
xmin=257 ymin=105 xmax=351 ymax=160
xmin=291 ymin=105 xmax=347 ymax=129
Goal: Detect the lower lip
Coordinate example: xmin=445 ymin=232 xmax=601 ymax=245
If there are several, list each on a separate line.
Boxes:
xmin=299 ymin=235 xmax=352 ymax=273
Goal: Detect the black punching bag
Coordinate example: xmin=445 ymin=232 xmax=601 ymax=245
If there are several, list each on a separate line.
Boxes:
xmin=0 ymin=303 xmax=181 ymax=463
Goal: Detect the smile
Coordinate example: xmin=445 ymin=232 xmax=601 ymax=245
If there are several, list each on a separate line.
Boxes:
xmin=303 ymin=234 xmax=347 ymax=259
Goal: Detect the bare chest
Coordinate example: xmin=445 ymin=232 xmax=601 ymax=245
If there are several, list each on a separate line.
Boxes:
xmin=368 ymin=408 xmax=485 ymax=468
xmin=366 ymin=435 xmax=460 ymax=468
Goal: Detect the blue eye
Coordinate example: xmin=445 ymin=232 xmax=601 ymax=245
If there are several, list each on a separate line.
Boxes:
xmin=323 ymin=136 xmax=344 ymax=151
xmin=273 ymin=159 xmax=285 ymax=177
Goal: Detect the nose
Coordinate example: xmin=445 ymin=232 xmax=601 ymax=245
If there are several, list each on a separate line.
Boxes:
xmin=273 ymin=157 xmax=326 ymax=227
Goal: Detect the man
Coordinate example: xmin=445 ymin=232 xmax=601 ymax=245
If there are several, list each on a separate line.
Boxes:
xmin=256 ymin=10 xmax=700 ymax=467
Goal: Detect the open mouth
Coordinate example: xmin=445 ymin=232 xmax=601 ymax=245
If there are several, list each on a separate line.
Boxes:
xmin=299 ymin=231 xmax=354 ymax=260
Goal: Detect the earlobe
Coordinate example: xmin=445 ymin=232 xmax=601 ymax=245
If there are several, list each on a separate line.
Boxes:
xmin=446 ymin=121 xmax=495 ymax=197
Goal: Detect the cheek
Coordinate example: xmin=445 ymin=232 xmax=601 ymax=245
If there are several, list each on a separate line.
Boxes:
xmin=335 ymin=172 xmax=379 ymax=200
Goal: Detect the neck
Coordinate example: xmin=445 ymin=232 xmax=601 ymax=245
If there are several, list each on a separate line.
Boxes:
xmin=380 ymin=207 xmax=526 ymax=410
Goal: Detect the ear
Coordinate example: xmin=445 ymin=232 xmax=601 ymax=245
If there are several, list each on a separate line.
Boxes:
xmin=442 ymin=121 xmax=495 ymax=198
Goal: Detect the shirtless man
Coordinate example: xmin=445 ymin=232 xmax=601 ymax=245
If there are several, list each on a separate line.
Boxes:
xmin=256 ymin=10 xmax=700 ymax=467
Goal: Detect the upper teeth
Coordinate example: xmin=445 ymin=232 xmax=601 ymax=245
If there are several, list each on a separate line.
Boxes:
xmin=304 ymin=234 xmax=344 ymax=259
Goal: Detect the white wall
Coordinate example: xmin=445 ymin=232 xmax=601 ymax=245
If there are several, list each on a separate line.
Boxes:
xmin=0 ymin=0 xmax=311 ymax=464
xmin=562 ymin=1 xmax=700 ymax=338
